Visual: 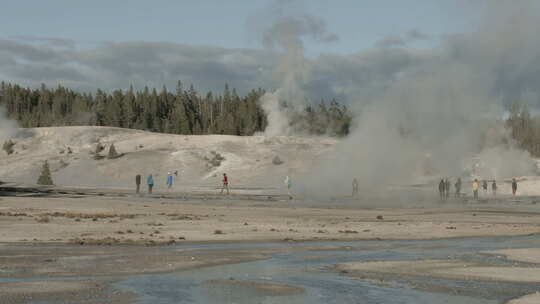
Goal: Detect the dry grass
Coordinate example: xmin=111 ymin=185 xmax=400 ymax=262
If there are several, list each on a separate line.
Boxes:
xmin=44 ymin=212 xmax=138 ymax=219
xmin=0 ymin=212 xmax=30 ymax=217
xmin=338 ymin=230 xmax=358 ymax=234
xmin=68 ymin=237 xmax=178 ymax=246
xmin=35 ymin=215 xmax=50 ymax=223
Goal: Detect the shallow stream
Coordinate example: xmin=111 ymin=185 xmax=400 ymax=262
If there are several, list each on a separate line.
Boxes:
xmin=115 ymin=235 xmax=540 ymax=304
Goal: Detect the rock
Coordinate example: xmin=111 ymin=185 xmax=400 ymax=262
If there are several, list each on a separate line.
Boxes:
xmin=272 ymin=155 xmax=283 ymax=165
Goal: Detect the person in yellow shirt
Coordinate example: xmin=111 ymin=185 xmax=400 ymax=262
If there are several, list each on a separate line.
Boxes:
xmin=472 ymin=179 xmax=479 ymax=200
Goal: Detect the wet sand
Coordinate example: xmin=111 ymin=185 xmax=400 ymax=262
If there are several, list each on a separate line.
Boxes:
xmin=335 ymin=245 xmax=540 ymax=303
xmin=508 ymin=293 xmax=540 ymax=304
xmin=483 ymin=248 xmax=540 ymax=264
xmin=336 ymin=259 xmax=540 ymax=283
xmin=1 ymin=280 xmax=134 ymax=304
xmin=0 ymin=245 xmax=276 ymax=278
xmin=203 ymin=279 xmax=305 ymax=296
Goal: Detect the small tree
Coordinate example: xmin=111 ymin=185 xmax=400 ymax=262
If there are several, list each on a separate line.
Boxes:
xmin=37 ymin=161 xmax=54 ymax=185
xmin=107 ymin=143 xmax=119 ymax=159
xmin=2 ymin=140 xmax=15 ymax=155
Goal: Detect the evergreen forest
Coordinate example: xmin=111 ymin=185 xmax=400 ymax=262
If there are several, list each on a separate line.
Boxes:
xmin=0 ymin=81 xmax=352 ymax=137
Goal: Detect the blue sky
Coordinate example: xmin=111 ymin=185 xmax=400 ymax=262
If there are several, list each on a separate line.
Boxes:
xmin=2 ymin=0 xmax=539 ymax=111
xmin=1 ymin=0 xmax=475 ymax=55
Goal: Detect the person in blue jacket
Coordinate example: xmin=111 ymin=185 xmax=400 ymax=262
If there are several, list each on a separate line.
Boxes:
xmin=166 ymin=172 xmax=173 ymax=190
xmin=147 ymin=174 xmax=154 ymax=194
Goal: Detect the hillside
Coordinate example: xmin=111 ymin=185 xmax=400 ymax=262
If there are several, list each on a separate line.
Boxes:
xmin=0 ymin=126 xmax=337 ymax=190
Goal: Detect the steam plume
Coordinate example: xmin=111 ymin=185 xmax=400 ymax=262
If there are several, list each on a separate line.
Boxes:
xmin=299 ymin=1 xmax=540 ymax=198
xmin=259 ymin=11 xmax=337 ymax=135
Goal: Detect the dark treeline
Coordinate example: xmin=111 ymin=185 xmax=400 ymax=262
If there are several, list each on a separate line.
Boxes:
xmin=0 ymin=81 xmax=351 ymax=136
xmin=506 ymin=102 xmax=540 ymax=157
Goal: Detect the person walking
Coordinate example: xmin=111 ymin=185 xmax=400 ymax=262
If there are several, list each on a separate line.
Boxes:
xmin=482 ymin=180 xmax=488 ymax=194
xmin=166 ymin=172 xmax=173 ymax=190
xmin=492 ymin=180 xmax=497 ymax=196
xmin=135 ymin=174 xmax=141 ymax=194
xmin=220 ymin=173 xmax=230 ymax=195
xmin=455 ymin=178 xmax=462 ymax=197
xmin=439 ymin=179 xmax=445 ymax=200
xmin=445 ymin=178 xmax=451 ymax=199
xmin=284 ymin=175 xmax=293 ymax=200
xmin=147 ymin=174 xmax=154 ymax=194
xmin=472 ymin=179 xmax=479 ymax=200
xmin=352 ymin=178 xmax=359 ymax=197
xmin=512 ymin=178 xmax=518 ymax=196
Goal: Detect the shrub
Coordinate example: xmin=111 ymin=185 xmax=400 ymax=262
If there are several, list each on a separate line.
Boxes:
xmin=272 ymin=155 xmax=283 ymax=165
xmin=37 ymin=161 xmax=54 ymax=185
xmin=35 ymin=215 xmax=50 ymax=223
xmin=2 ymin=140 xmax=15 ymax=155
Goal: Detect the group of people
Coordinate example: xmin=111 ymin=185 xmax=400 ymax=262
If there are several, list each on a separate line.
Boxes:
xmin=470 ymin=179 xmax=496 ymax=199
xmin=134 ymin=171 xmax=521 ymax=201
xmin=439 ymin=177 xmax=518 ymax=200
xmin=135 ymin=171 xmax=178 ymax=194
xmin=134 ymin=171 xmax=230 ymax=195
xmin=438 ymin=178 xmax=461 ymax=199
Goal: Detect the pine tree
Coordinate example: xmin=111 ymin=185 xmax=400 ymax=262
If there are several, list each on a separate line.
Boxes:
xmin=37 ymin=161 xmax=54 ymax=185
xmin=107 ymin=143 xmax=119 ymax=159
xmin=123 ymin=85 xmax=137 ymax=128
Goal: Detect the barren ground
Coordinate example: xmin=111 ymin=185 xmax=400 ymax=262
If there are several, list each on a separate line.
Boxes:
xmin=1 ymin=188 xmax=540 ymax=303
xmin=2 ymin=189 xmax=540 ymax=244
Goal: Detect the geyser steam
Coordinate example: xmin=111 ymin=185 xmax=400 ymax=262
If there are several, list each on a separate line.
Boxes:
xmin=259 ymin=13 xmax=337 ymax=135
xmin=294 ymin=1 xmax=540 ymax=198
xmin=0 ymin=106 xmax=18 ymax=142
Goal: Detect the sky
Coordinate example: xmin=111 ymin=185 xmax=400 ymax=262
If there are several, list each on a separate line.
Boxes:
xmin=1 ymin=0 xmax=473 ymax=55
xmin=1 ymin=0 xmax=540 ymax=112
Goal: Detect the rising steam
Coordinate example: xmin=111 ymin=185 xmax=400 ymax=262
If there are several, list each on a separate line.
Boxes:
xmin=281 ymin=1 xmax=540 ymax=198
xmin=259 ymin=13 xmax=337 ymax=135
xmin=0 ymin=106 xmax=18 ymax=142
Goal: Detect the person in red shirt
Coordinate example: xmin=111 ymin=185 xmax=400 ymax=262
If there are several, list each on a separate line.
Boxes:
xmin=220 ymin=173 xmax=230 ymax=195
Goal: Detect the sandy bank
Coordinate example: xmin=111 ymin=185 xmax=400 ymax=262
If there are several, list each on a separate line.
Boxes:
xmin=336 ymin=259 xmax=540 ymax=283
xmin=507 ymin=292 xmax=540 ymax=304
xmin=484 ymin=248 xmax=540 ymax=264
xmin=204 ymin=279 xmax=305 ymax=296
xmin=0 ymin=245 xmax=273 ymax=278
xmin=0 ymin=280 xmax=133 ymax=304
